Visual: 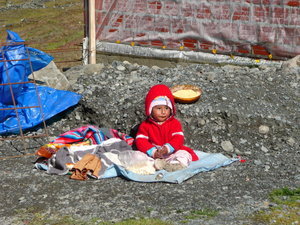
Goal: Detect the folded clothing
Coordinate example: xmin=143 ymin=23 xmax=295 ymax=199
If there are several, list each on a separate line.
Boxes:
xmin=70 ymin=153 xmax=101 ymax=180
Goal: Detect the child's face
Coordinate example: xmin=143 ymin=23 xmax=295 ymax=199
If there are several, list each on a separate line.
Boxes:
xmin=151 ymin=105 xmax=171 ymax=122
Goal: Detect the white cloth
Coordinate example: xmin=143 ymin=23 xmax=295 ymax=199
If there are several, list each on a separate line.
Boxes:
xmin=118 ymin=150 xmax=156 ymax=175
xmin=164 ymin=150 xmax=192 ymax=167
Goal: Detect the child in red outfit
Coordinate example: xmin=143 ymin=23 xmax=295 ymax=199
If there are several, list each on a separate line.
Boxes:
xmin=135 ymin=84 xmax=199 ymax=171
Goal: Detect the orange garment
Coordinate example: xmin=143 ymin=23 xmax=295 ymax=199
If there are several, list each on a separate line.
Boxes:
xmin=70 ymin=154 xmax=101 ymax=180
xmin=35 ymin=141 xmax=91 ymax=158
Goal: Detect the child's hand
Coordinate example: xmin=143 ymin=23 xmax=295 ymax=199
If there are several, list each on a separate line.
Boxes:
xmin=160 ymin=146 xmax=168 ymax=155
xmin=154 ymin=146 xmax=168 ymax=159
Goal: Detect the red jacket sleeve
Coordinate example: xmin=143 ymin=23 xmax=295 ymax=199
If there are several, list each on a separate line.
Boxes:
xmin=135 ymin=122 xmax=156 ymax=154
xmin=165 ymin=119 xmax=185 ymax=151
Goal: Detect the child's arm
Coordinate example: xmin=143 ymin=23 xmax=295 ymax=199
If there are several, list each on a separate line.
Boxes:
xmin=163 ymin=119 xmax=185 ymax=153
xmin=135 ymin=123 xmax=157 ymax=157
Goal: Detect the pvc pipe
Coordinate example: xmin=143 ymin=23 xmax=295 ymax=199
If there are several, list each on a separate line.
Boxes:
xmin=88 ymin=0 xmax=96 ymax=64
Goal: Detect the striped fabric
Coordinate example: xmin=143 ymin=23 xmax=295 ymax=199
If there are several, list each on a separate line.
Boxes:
xmin=51 ymin=125 xmax=134 ymax=146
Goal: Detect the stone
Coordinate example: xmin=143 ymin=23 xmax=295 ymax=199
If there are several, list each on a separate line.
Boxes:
xmin=254 ymin=159 xmax=262 ymax=165
xmin=240 ymin=138 xmax=247 ymax=144
xmin=261 ymin=146 xmax=269 ymax=153
xmin=29 ymin=61 xmax=70 ymax=90
xmin=221 ymin=140 xmax=234 ymax=152
xmin=117 ymin=65 xmax=126 ymax=71
xmin=75 ymin=112 xmax=81 ymax=120
xmin=212 ymin=136 xmax=218 ymax=143
xmin=151 ymin=66 xmax=160 ymax=70
xmin=83 ymin=63 xmax=105 ymax=75
xmin=282 ymin=55 xmax=300 ymax=69
xmin=259 ymin=125 xmax=270 ymax=134
xmin=286 ymin=137 xmax=295 ymax=146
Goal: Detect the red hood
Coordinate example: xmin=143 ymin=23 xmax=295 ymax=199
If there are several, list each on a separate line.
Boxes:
xmin=144 ymin=84 xmax=176 ymax=117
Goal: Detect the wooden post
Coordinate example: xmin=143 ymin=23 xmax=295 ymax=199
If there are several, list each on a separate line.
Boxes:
xmin=88 ymin=0 xmax=96 ymax=64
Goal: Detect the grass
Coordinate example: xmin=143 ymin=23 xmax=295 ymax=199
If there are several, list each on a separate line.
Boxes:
xmin=251 ymin=187 xmax=300 ymax=225
xmin=110 ymin=218 xmax=173 ymax=225
xmin=0 ymin=0 xmax=84 ymax=70
xmin=179 ymin=208 xmax=218 ymax=223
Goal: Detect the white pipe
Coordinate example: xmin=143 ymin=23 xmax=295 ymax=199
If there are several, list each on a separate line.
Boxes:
xmin=88 ymin=0 xmax=96 ymax=64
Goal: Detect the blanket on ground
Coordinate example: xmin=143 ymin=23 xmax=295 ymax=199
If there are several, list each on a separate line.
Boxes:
xmin=44 ymin=138 xmax=132 ymax=178
xmin=35 ymin=125 xmax=134 ymax=159
xmin=108 ymin=151 xmax=238 ymax=183
xmin=35 ymin=139 xmax=238 ymax=183
xmin=51 ymin=125 xmax=134 ymax=146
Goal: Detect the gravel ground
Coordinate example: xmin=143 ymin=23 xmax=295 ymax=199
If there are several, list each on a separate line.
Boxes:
xmin=0 ymin=59 xmax=299 ymax=224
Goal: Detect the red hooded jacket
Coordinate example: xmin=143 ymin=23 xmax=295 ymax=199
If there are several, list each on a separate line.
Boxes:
xmin=135 ymin=84 xmax=199 ymax=161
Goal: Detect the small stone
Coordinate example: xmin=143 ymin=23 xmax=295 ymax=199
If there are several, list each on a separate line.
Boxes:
xmin=290 ymin=82 xmax=298 ymax=88
xmin=240 ymin=138 xmax=247 ymax=144
xmin=254 ymin=159 xmax=262 ymax=165
xmin=123 ymin=60 xmax=130 ymax=65
xmin=117 ymin=65 xmax=126 ymax=71
xmin=259 ymin=125 xmax=270 ymax=134
xmin=221 ymin=140 xmax=234 ymax=152
xmin=18 ymin=197 xmax=26 ymax=203
xmin=234 ymin=148 xmax=241 ymax=154
xmin=75 ymin=112 xmax=81 ymax=120
xmin=151 ymin=66 xmax=160 ymax=70
xmin=286 ymin=137 xmax=295 ymax=146
xmin=264 ymin=165 xmax=270 ymax=171
xmin=261 ymin=146 xmax=269 ymax=153
xmin=198 ymin=119 xmax=206 ymax=126
xmin=212 ymin=136 xmax=218 ymax=143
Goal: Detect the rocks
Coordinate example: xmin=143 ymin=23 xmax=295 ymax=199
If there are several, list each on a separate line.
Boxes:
xmin=0 ymin=58 xmax=299 ymax=225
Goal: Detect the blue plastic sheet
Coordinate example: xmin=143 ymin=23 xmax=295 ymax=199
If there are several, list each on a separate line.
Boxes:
xmin=0 ymin=30 xmax=81 ymax=135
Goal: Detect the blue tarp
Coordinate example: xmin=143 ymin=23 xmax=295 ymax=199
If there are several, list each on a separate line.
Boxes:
xmin=0 ymin=30 xmax=81 ymax=134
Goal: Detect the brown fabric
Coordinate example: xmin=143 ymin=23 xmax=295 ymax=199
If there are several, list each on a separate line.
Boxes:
xmin=70 ymin=154 xmax=101 ymax=180
xmin=70 ymin=169 xmax=88 ymax=180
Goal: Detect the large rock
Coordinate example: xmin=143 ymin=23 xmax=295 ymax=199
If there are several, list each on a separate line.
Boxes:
xmin=63 ymin=63 xmax=105 ymax=87
xmin=29 ymin=61 xmax=70 ymax=90
xmin=282 ymin=55 xmax=300 ymax=69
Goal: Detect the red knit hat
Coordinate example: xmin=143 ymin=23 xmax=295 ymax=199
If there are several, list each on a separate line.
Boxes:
xmin=144 ymin=84 xmax=176 ymax=116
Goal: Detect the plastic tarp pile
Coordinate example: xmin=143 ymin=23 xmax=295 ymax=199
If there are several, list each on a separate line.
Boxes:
xmin=0 ymin=30 xmax=81 ymax=135
xmin=94 ymin=0 xmax=300 ymax=59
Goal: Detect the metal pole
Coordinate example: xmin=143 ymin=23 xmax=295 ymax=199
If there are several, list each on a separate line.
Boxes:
xmin=88 ymin=0 xmax=96 ymax=64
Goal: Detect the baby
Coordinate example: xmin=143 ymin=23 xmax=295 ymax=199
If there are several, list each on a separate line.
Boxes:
xmin=135 ymin=84 xmax=199 ymax=171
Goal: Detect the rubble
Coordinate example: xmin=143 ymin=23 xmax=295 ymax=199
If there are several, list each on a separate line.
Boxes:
xmin=0 ymin=60 xmax=299 ymax=225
